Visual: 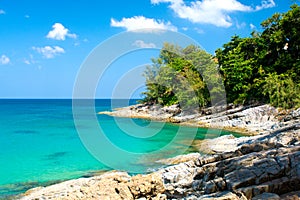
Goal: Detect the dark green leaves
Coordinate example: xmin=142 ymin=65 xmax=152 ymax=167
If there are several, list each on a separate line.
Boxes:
xmin=215 ymin=4 xmax=300 ymax=108
xmin=141 ymin=43 xmax=217 ymax=110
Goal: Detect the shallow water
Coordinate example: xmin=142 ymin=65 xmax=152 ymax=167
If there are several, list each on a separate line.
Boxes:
xmin=0 ymin=99 xmax=241 ymax=197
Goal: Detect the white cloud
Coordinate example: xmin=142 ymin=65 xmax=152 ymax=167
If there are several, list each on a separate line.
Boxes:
xmin=151 ymin=0 xmax=275 ymax=28
xmin=194 ymin=27 xmax=205 ymax=34
xmin=46 ymin=23 xmax=77 ymax=40
xmin=133 ymin=40 xmax=156 ymax=48
xmin=250 ymin=23 xmax=256 ymax=29
xmin=255 ymin=0 xmax=275 ymax=11
xmin=24 ymin=59 xmax=31 ymax=65
xmin=236 ymin=21 xmax=246 ymax=29
xmin=33 ymin=46 xmax=65 ymax=59
xmin=111 ymin=16 xmax=177 ymax=32
xmin=24 ymin=54 xmax=37 ymax=65
xmin=0 ymin=55 xmax=10 ymax=65
xmin=0 ymin=9 xmax=5 ymax=15
xmin=151 ymin=0 xmax=172 ymax=4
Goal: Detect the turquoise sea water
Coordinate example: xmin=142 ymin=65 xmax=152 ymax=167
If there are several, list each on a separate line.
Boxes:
xmin=0 ymin=99 xmax=240 ymax=198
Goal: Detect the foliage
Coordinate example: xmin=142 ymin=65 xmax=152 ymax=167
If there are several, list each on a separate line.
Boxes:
xmin=215 ymin=4 xmax=300 ymax=108
xmin=141 ymin=43 xmax=218 ymax=110
xmin=141 ymin=4 xmax=300 ymax=109
xmin=262 ymin=72 xmax=300 ymax=108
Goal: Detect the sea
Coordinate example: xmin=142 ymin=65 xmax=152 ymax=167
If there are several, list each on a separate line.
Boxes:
xmin=0 ymin=99 xmax=241 ymax=198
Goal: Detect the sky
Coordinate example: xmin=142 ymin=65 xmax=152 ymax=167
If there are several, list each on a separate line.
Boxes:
xmin=0 ymin=0 xmax=296 ymax=98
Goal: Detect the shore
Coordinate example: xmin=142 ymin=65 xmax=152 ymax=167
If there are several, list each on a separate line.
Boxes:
xmin=20 ymin=104 xmax=300 ymax=199
xmin=100 ymin=103 xmax=296 ymax=135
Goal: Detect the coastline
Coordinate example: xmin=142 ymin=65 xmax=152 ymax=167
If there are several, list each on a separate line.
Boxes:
xmin=20 ymin=103 xmax=300 ymax=199
xmin=99 ymin=103 xmax=293 ymax=136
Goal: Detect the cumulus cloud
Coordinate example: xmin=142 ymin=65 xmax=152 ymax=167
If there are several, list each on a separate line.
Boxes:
xmin=33 ymin=46 xmax=65 ymax=59
xmin=151 ymin=0 xmax=275 ymax=28
xmin=111 ymin=16 xmax=177 ymax=32
xmin=132 ymin=40 xmax=156 ymax=48
xmin=46 ymin=23 xmax=77 ymax=40
xmin=255 ymin=0 xmax=275 ymax=11
xmin=0 ymin=9 xmax=5 ymax=15
xmin=0 ymin=55 xmax=10 ymax=65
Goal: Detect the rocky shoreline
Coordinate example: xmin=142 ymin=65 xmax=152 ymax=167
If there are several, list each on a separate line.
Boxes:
xmin=20 ymin=104 xmax=300 ymax=199
xmin=100 ymin=103 xmax=297 ymax=135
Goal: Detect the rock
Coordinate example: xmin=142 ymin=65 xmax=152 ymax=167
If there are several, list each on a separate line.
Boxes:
xmin=198 ymin=134 xmax=260 ymax=153
xmin=204 ymin=180 xmax=217 ymax=194
xmin=21 ymin=172 xmax=131 ymax=199
xmin=252 ymin=192 xmax=280 ymax=200
xmin=159 ymin=129 xmax=300 ymax=199
xmin=291 ymin=108 xmax=300 ymax=119
xmin=197 ymin=191 xmax=243 ymax=200
xmin=22 ymin=104 xmax=300 ymax=200
xmin=21 ymin=127 xmax=300 ymax=199
xmin=156 ymin=153 xmax=201 ymax=165
xmin=280 ymin=190 xmax=300 ymax=199
xmin=162 ymin=104 xmax=181 ymax=115
xmin=129 ymin=173 xmax=165 ymax=199
xmin=22 ymin=134 xmax=300 ymax=200
xmin=20 ymin=171 xmax=166 ymax=200
xmin=99 ymin=103 xmax=300 ymax=139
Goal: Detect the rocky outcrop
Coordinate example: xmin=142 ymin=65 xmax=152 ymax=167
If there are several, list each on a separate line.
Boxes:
xmin=21 ymin=125 xmax=300 ymax=200
xmin=99 ymin=104 xmax=181 ymax=122
xmin=191 ymin=104 xmax=280 ymax=134
xmin=159 ymin=127 xmax=300 ymax=199
xmin=100 ymin=104 xmax=300 ymax=135
xmin=21 ymin=172 xmax=166 ymax=200
xmin=20 ymin=105 xmax=300 ymax=199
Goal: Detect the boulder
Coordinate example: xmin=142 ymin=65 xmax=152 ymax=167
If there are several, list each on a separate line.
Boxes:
xmin=252 ymin=192 xmax=280 ymax=200
xmin=129 ymin=173 xmax=165 ymax=199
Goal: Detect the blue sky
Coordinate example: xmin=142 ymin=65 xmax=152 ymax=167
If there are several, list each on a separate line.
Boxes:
xmin=0 ymin=0 xmax=296 ymax=98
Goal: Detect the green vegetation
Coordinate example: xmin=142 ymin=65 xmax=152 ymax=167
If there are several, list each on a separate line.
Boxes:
xmin=140 ymin=43 xmax=218 ymax=110
xmin=141 ymin=4 xmax=300 ymax=109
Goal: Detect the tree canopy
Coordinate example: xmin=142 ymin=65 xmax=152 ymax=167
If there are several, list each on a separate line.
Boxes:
xmin=142 ymin=4 xmax=300 ymax=109
xmin=140 ymin=43 xmax=219 ymax=111
xmin=216 ymin=4 xmax=300 ymax=108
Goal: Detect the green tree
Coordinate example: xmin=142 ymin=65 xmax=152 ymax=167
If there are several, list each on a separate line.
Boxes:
xmin=263 ymin=72 xmax=300 ymax=108
xmin=142 ymin=4 xmax=300 ymax=109
xmin=141 ymin=43 xmax=216 ymax=110
xmin=215 ymin=4 xmax=300 ymax=108
xmin=216 ymin=36 xmax=263 ymax=104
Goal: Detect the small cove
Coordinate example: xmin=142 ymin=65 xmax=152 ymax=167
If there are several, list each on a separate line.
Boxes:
xmin=0 ymin=99 xmax=242 ymax=198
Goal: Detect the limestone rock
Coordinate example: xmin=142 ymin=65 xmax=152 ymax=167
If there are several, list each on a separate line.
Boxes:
xmin=22 ymin=104 xmax=300 ymax=200
xmin=252 ymin=192 xmax=280 ymax=200
xmin=129 ymin=173 xmax=165 ymax=199
xmin=196 ymin=191 xmax=245 ymax=200
xmin=157 ymin=153 xmax=201 ymax=165
xmin=160 ymin=129 xmax=300 ymax=199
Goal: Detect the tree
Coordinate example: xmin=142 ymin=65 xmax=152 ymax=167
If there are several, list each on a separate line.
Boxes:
xmin=141 ymin=43 xmax=217 ymax=110
xmin=263 ymin=72 xmax=300 ymax=108
xmin=215 ymin=4 xmax=300 ymax=108
xmin=216 ymin=36 xmax=262 ymax=104
xmin=142 ymin=5 xmax=300 ymax=109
